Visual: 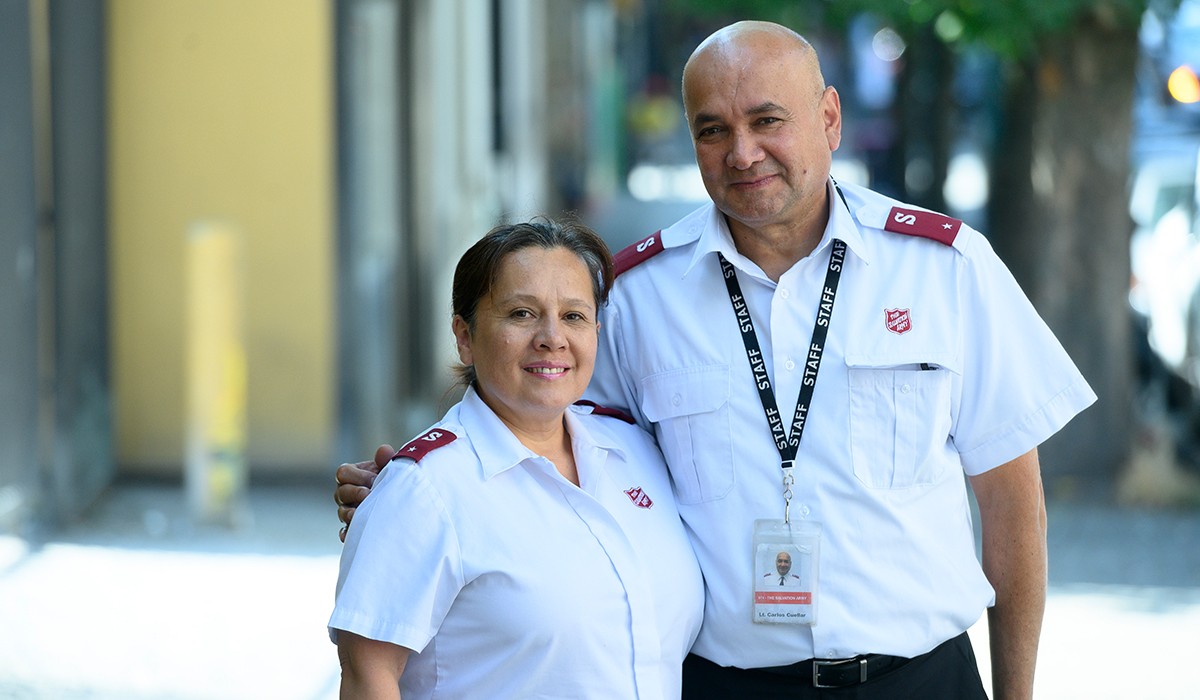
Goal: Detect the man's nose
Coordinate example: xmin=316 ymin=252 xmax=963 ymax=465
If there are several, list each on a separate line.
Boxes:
xmin=726 ymin=130 xmax=764 ymax=170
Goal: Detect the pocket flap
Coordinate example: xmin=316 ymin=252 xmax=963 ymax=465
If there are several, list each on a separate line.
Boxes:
xmin=640 ymin=365 xmax=730 ymax=421
xmin=843 ymin=350 xmax=961 ymax=375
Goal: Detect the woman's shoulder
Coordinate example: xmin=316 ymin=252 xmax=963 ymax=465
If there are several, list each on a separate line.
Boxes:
xmin=365 ymin=419 xmax=481 ymax=522
xmin=571 ymin=401 xmax=651 ymax=439
xmin=390 ymin=425 xmax=465 ymax=464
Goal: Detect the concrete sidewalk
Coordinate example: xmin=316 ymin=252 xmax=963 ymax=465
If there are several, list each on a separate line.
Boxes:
xmin=0 ymin=480 xmax=343 ymax=700
xmin=0 ymin=480 xmax=1197 ymax=699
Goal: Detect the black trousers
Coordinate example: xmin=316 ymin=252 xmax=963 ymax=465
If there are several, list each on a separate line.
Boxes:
xmin=681 ymin=632 xmax=989 ymax=700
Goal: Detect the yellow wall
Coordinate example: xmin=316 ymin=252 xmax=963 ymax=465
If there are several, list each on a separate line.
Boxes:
xmin=109 ymin=0 xmax=335 ymax=474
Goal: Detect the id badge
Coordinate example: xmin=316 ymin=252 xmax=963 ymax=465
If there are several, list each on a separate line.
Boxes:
xmin=751 ymin=518 xmax=820 ymax=625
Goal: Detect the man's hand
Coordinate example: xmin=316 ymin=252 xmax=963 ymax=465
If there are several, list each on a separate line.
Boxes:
xmin=334 ymin=444 xmax=395 ymax=542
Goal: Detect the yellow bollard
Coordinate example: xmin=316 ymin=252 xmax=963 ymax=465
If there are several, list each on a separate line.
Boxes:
xmin=185 ymin=221 xmax=248 ymax=526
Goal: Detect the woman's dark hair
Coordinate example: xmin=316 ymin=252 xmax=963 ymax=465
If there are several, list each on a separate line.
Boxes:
xmin=451 ymin=217 xmax=614 ymax=388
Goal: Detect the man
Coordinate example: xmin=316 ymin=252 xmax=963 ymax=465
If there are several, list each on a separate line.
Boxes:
xmin=766 ymin=551 xmax=800 ymax=587
xmin=336 ymin=21 xmax=1095 ymax=699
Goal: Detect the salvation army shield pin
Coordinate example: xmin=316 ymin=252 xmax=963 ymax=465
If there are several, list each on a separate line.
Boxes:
xmin=885 ymin=308 xmax=912 ymax=335
xmin=624 ymin=486 xmax=654 ymax=509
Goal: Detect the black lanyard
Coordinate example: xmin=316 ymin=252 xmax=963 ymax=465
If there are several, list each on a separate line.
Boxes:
xmin=718 ymin=237 xmax=846 ymax=478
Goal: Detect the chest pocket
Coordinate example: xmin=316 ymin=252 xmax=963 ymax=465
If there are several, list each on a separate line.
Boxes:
xmin=845 ymin=358 xmax=956 ymax=489
xmin=640 ymin=365 xmax=734 ymax=504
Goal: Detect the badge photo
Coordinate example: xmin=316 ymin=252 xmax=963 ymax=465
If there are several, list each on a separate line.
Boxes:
xmin=751 ymin=519 xmax=820 ymax=625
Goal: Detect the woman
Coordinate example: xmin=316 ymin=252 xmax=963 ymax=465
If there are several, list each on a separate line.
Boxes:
xmin=329 ymin=219 xmax=703 ymax=699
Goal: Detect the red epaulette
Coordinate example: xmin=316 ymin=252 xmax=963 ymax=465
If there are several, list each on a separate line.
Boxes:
xmin=614 ymin=231 xmax=666 ymax=277
xmin=883 ymin=206 xmax=961 ymax=246
xmin=392 ymin=428 xmax=458 ymax=462
xmin=573 ymin=400 xmax=636 ymax=425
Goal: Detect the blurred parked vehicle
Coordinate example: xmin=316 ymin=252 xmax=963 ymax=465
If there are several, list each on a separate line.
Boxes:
xmin=1131 ymin=2 xmax=1200 ymax=464
xmin=1128 ymin=149 xmax=1200 ymax=436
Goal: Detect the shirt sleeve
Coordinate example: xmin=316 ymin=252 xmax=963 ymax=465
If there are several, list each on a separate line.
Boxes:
xmin=328 ymin=459 xmax=464 ymax=650
xmin=587 ymin=301 xmax=649 ymax=428
xmin=951 ymin=232 xmax=1098 ymax=474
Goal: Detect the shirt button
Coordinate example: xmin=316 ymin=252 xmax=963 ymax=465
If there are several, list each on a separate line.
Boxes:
xmin=901 ymin=383 xmax=911 ymax=394
xmin=785 ymin=359 xmax=796 ymax=371
xmin=800 ymin=505 xmax=811 ymax=517
xmin=780 ymin=288 xmax=790 ymax=299
xmin=672 ymin=394 xmax=682 ymax=406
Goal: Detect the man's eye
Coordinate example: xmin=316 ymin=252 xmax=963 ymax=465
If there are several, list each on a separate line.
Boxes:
xmin=510 ymin=309 xmax=533 ymax=319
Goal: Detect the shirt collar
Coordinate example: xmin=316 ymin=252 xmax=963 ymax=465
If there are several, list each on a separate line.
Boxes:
xmin=458 ymin=386 xmax=537 ymax=480
xmin=682 ymin=178 xmax=871 ymax=280
xmin=828 ymin=179 xmax=871 ymax=265
xmin=564 ymin=404 xmax=628 ymax=461
xmin=459 ymin=386 xmax=623 ymax=480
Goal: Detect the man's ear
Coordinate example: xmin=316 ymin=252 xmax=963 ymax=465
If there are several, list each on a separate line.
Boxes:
xmin=822 ymin=85 xmax=843 ymax=152
xmin=452 ymin=315 xmax=473 ymax=365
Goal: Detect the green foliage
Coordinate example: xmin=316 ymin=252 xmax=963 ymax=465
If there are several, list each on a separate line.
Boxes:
xmin=666 ymin=0 xmax=1156 ymax=60
xmin=853 ymin=0 xmax=1149 ymax=59
xmin=660 ymin=0 xmax=827 ymax=33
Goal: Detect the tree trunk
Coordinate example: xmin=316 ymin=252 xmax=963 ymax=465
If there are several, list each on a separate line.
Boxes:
xmin=894 ymin=24 xmax=955 ymax=212
xmin=987 ymin=10 xmax=1138 ymax=489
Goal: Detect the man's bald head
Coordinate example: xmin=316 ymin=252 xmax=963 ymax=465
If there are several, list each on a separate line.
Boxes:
xmin=682 ymin=21 xmax=825 ymax=115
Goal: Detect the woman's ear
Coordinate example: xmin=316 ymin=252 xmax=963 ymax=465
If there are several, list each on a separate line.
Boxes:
xmin=452 ymin=316 xmax=473 ymax=366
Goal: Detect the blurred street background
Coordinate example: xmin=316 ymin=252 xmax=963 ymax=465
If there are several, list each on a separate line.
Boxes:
xmin=3 ymin=0 xmax=1200 ymax=697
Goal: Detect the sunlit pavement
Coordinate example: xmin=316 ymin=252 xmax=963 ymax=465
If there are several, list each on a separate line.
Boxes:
xmin=0 ymin=481 xmax=343 ymax=700
xmin=0 ymin=482 xmax=1197 ymax=699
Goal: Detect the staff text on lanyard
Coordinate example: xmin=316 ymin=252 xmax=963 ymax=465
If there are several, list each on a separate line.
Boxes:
xmin=718 ymin=237 xmax=846 ymax=522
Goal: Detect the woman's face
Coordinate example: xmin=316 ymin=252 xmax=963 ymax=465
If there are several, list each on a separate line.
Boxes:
xmin=453 ymin=246 xmax=599 ymax=434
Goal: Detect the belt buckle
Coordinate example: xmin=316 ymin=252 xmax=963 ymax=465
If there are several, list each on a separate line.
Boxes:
xmin=812 ymin=657 xmax=867 ymax=689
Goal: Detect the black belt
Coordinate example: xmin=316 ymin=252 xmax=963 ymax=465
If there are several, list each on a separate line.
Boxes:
xmin=755 ymin=632 xmax=972 ymax=689
xmin=761 ymin=653 xmax=910 ymax=689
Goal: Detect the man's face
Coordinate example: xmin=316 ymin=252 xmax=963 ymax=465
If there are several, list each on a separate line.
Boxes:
xmin=775 ymin=552 xmax=792 ymax=575
xmin=683 ymin=37 xmax=841 ymax=235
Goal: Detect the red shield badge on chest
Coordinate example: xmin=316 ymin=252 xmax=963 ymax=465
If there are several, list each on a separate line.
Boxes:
xmin=885 ymin=308 xmax=912 ymax=335
xmin=624 ymin=486 xmax=653 ymax=509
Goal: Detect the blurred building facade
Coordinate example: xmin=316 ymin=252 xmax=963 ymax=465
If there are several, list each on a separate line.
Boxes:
xmin=0 ymin=0 xmax=620 ymax=534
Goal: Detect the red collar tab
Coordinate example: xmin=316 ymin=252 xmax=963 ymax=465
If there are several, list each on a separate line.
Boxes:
xmin=614 ymin=231 xmax=665 ymax=276
xmin=393 ymin=428 xmax=458 ymax=462
xmin=884 ymin=206 xmax=961 ymax=246
xmin=574 ymin=400 xmax=636 ymax=424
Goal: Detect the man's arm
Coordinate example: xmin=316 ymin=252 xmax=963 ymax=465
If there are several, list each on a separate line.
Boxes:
xmin=968 ymin=447 xmax=1047 ymax=700
xmin=337 ymin=630 xmax=410 ymax=699
xmin=334 ymin=444 xmax=394 ymax=541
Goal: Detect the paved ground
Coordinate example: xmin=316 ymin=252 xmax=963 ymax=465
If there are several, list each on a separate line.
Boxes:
xmin=0 ymin=478 xmax=1197 ymax=699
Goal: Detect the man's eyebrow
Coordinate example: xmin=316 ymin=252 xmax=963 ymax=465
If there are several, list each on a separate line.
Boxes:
xmin=746 ymin=101 xmax=788 ymax=116
xmin=691 ymin=102 xmax=789 ymax=128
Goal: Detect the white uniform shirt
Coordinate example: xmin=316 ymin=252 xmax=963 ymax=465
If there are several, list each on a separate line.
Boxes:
xmin=589 ymin=179 xmax=1097 ymax=667
xmin=762 ymin=572 xmax=802 ymax=587
xmin=329 ymin=387 xmax=703 ymax=699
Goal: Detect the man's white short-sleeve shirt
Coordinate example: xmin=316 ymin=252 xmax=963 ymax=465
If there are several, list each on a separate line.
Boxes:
xmin=589 ymin=180 xmax=1096 ymax=667
xmin=330 ymin=387 xmax=704 ymax=698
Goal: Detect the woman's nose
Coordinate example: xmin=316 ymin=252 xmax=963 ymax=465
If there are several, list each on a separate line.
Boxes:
xmin=535 ymin=318 xmax=567 ymax=349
